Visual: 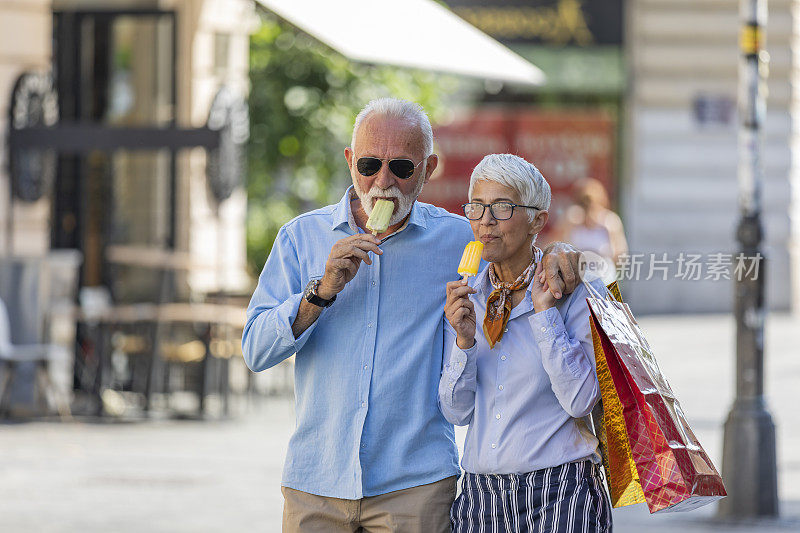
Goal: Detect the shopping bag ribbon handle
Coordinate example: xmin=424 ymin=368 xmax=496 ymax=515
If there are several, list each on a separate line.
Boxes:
xmin=583 ymin=279 xmax=611 ymax=301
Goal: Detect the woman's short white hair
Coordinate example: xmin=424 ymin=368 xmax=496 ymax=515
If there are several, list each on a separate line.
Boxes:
xmin=468 ymin=153 xmax=551 ymax=222
xmin=351 ymin=98 xmax=434 ymax=156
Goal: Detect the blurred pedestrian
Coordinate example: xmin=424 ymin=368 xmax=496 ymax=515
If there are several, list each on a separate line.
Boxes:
xmin=556 ymin=178 xmax=627 ymax=283
xmin=242 ymin=98 xmax=584 ymax=533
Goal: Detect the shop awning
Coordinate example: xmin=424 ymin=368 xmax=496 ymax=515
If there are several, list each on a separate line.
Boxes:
xmin=255 ymin=0 xmax=545 ymax=86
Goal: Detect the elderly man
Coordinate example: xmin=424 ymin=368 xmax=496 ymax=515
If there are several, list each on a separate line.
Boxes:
xmin=243 ymin=98 xmax=582 ymax=532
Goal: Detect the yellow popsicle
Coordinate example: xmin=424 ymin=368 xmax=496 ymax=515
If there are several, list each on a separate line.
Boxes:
xmin=366 ymin=199 xmax=394 ymax=234
xmin=458 ymin=241 xmax=484 ymax=278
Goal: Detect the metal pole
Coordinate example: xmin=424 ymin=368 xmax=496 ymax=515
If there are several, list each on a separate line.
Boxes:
xmin=6 ymin=174 xmax=13 ymax=255
xmin=719 ymin=0 xmax=779 ymax=518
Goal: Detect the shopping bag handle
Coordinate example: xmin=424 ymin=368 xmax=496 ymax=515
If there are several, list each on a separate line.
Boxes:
xmin=583 ymin=279 xmax=610 ymax=301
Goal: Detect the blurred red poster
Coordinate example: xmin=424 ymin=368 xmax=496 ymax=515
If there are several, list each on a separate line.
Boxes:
xmin=421 ymin=108 xmax=616 ymax=241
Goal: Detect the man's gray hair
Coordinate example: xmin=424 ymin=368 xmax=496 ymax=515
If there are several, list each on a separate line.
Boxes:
xmin=351 ymin=98 xmax=434 ymax=156
xmin=468 ymin=153 xmax=551 ymax=222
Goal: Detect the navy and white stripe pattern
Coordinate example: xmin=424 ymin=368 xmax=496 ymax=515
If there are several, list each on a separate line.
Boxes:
xmin=451 ymin=461 xmax=612 ymax=533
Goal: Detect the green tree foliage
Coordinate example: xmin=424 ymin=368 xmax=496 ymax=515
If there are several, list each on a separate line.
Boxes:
xmin=247 ymin=11 xmax=458 ymax=275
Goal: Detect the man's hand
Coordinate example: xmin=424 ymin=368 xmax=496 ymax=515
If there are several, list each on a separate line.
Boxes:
xmin=318 ymin=234 xmax=382 ymax=299
xmin=445 ymin=279 xmax=477 ymax=349
xmin=539 ymin=241 xmax=581 ymax=299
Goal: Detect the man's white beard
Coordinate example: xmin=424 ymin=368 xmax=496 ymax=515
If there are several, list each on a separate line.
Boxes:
xmin=354 ymin=169 xmax=426 ymax=226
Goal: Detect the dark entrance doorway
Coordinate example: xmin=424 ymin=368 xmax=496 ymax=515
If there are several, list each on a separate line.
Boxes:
xmin=51 ymin=9 xmax=177 ymax=300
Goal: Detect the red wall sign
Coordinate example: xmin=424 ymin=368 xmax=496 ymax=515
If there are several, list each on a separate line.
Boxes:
xmin=420 ymin=107 xmax=616 ymax=242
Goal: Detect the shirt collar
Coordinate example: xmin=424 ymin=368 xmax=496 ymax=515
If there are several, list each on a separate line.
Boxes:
xmin=331 ymin=186 xmax=358 ymax=232
xmin=474 ymin=252 xmax=542 ymax=299
xmin=405 ymin=198 xmax=427 ymax=230
xmin=472 ymin=262 xmax=536 ymax=318
xmin=330 ymin=185 xmax=428 ymax=232
xmin=473 ymin=264 xmax=492 ymax=297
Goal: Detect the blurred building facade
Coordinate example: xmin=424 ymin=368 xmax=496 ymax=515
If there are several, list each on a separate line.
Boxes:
xmin=438 ymin=0 xmax=799 ymax=314
xmin=1 ymin=0 xmax=255 ymax=299
xmin=0 ymin=0 xmax=256 ymax=414
xmin=2 ymin=0 xmax=798 ymax=319
xmin=624 ymin=0 xmax=797 ymax=313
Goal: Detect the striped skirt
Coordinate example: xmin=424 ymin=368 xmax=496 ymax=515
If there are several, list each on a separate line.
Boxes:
xmin=450 ymin=460 xmax=612 ymax=533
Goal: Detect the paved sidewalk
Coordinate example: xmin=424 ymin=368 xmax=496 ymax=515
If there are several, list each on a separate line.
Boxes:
xmin=0 ymin=313 xmax=798 ymax=532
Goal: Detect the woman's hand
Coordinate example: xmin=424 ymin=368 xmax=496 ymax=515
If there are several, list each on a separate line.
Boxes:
xmin=531 ymin=262 xmax=557 ymax=312
xmin=445 ymin=279 xmax=477 ymax=349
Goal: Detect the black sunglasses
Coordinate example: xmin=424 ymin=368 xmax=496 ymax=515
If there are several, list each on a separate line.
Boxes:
xmin=356 ymin=157 xmax=425 ymax=180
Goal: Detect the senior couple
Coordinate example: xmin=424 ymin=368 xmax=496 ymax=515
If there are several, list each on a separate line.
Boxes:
xmin=243 ymin=98 xmax=612 ymax=532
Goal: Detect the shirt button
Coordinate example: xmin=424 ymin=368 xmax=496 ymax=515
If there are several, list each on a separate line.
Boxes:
xmin=500 ymin=355 xmax=507 ymax=361
xmin=491 ymin=443 xmax=497 ymax=449
xmin=367 ymin=323 xmax=372 ymax=328
xmin=372 ymin=281 xmax=376 ymax=286
xmin=498 ymin=385 xmax=504 ymax=391
xmin=364 ymin=365 xmax=369 ymax=370
xmin=361 ymin=401 xmax=366 ymax=407
xmin=541 ymin=327 xmax=547 ymax=332
xmin=495 ymin=413 xmax=501 ymax=420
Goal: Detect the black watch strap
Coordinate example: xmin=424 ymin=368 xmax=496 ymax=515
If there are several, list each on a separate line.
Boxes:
xmin=304 ymin=279 xmax=336 ymax=308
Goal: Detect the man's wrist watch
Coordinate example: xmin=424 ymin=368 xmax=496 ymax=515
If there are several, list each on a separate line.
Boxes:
xmin=303 ymin=279 xmax=336 ymax=308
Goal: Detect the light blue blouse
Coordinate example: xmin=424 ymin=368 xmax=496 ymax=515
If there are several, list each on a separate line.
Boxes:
xmin=439 ymin=267 xmax=605 ymax=474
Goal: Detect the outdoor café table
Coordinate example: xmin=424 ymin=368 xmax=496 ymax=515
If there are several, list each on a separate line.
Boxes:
xmin=80 ymin=303 xmax=245 ymax=417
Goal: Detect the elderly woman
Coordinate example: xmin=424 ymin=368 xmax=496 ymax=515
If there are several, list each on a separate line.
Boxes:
xmin=439 ymin=154 xmax=612 ymax=532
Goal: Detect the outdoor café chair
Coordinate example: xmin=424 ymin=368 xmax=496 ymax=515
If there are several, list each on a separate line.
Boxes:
xmin=0 ymin=298 xmax=71 ymax=418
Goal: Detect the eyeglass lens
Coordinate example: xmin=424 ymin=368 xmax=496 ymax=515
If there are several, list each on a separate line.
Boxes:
xmin=463 ymin=202 xmax=514 ymax=220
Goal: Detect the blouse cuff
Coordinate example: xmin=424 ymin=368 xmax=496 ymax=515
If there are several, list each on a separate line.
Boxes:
xmin=529 ymin=306 xmax=567 ymax=341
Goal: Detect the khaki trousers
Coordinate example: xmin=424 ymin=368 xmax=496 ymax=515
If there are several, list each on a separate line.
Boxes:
xmin=281 ymin=476 xmax=457 ymax=533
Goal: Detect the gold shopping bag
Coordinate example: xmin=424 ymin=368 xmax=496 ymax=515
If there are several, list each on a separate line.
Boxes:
xmin=590 ymin=281 xmax=646 ymax=508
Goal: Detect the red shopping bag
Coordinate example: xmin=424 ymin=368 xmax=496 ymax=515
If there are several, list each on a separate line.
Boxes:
xmin=585 ymin=283 xmax=726 ymax=513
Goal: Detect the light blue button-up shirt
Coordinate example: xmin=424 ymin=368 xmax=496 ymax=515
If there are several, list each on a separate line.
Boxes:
xmin=438 ymin=266 xmax=604 ymax=474
xmin=243 ymin=186 xmax=474 ymax=499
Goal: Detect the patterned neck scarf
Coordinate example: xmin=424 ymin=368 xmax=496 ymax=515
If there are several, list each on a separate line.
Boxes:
xmin=482 ymin=246 xmax=543 ymax=348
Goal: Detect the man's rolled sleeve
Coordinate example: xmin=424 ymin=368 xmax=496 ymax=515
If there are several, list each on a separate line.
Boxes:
xmin=242 ymin=225 xmax=322 ymax=372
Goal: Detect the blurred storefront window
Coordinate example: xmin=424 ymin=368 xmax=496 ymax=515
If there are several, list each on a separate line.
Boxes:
xmin=429 ymin=0 xmax=624 ymax=238
xmin=52 ymin=11 xmax=176 ymax=301
xmin=422 ymin=109 xmax=615 ymax=243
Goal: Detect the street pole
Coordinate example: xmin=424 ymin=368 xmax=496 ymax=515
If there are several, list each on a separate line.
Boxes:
xmin=718 ymin=0 xmax=779 ymax=518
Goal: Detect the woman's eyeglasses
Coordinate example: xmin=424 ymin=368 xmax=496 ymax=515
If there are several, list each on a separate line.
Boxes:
xmin=462 ymin=201 xmax=540 ymax=221
xmin=356 ymin=157 xmax=425 ymax=180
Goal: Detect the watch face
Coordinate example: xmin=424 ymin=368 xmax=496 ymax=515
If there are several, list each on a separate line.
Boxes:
xmin=304 ymin=280 xmax=319 ymax=300
xmin=304 ymin=279 xmax=334 ymax=307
